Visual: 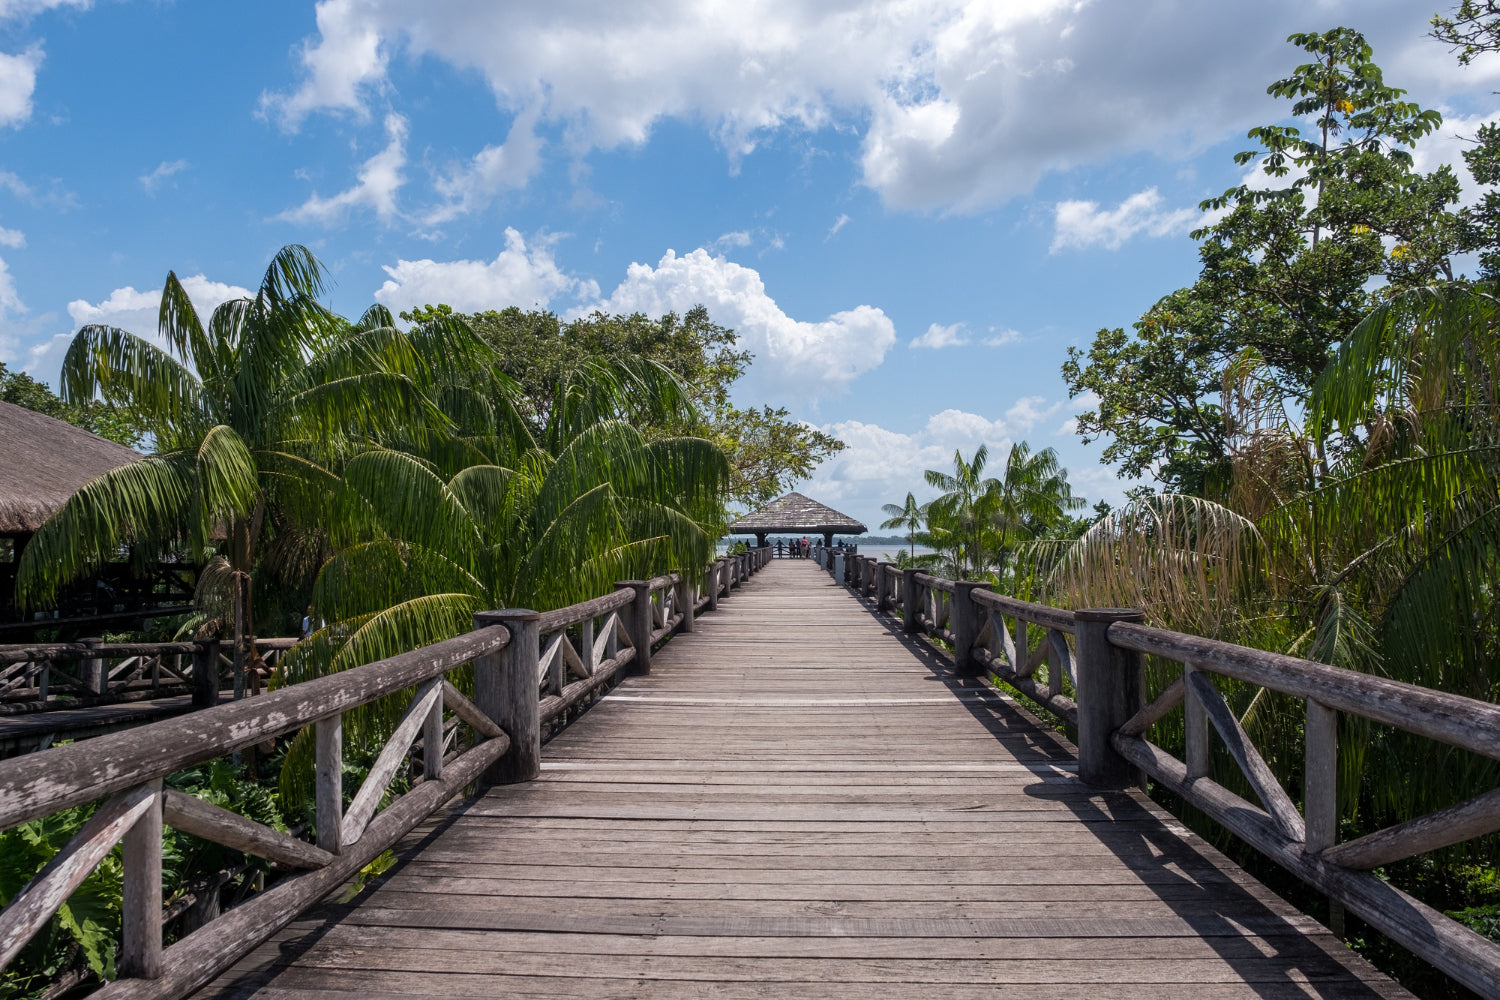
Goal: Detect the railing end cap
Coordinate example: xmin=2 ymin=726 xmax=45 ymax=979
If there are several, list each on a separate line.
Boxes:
xmin=1075 ymin=607 xmax=1145 ymax=623
xmin=475 ymin=609 xmax=540 ymax=626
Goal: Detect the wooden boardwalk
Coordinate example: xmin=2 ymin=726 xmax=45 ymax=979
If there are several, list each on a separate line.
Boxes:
xmin=200 ymin=559 xmax=1404 ymax=999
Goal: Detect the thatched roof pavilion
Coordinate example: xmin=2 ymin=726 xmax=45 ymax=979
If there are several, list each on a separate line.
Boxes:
xmin=729 ymin=491 xmax=866 ymax=547
xmin=0 ymin=400 xmax=142 ymax=534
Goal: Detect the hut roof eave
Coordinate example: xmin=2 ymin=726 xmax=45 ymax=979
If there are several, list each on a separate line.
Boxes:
xmin=0 ymin=401 xmax=143 ymax=534
xmin=729 ymin=491 xmax=866 ymax=535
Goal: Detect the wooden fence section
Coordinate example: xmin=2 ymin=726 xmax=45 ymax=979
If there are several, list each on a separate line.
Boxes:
xmin=830 ymin=549 xmax=1500 ymax=999
xmin=198 ymin=559 xmax=1400 ymax=999
xmin=0 ymin=638 xmax=302 ymax=758
xmin=0 ymin=548 xmax=773 ymax=1000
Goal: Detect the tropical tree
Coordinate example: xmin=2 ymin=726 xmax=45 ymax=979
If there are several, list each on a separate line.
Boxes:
xmin=277 ymin=359 xmax=729 ymax=806
xmin=15 ymin=247 xmax=479 ymax=679
xmin=923 ymin=446 xmax=997 ymax=579
xmin=405 ymin=303 xmax=844 ymax=508
xmin=987 ymin=442 xmax=1084 ymax=572
xmin=920 ymin=442 xmax=1082 ymax=581
xmin=1064 ymin=28 xmax=1457 ymax=494
xmin=1053 ymin=282 xmax=1500 ymax=878
xmin=879 ymin=492 xmax=926 ymax=561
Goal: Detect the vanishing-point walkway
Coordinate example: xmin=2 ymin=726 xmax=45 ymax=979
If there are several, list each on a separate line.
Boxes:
xmin=201 ymin=559 xmax=1404 ymax=999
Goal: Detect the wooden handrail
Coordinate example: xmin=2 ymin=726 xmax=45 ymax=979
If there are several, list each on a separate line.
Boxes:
xmin=1108 ymin=621 xmax=1500 ymax=760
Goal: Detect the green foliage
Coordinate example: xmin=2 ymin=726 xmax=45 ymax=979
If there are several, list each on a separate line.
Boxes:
xmin=405 ymin=303 xmax=843 ymax=508
xmin=277 ymin=358 xmax=729 ymax=812
xmin=902 ymin=442 xmax=1082 ymax=582
xmin=1457 ymin=123 xmax=1500 ymax=280
xmin=1064 ymin=28 xmax=1461 ymax=495
xmin=165 ymin=759 xmax=286 ymax=887
xmin=16 ymin=247 xmax=483 ymax=655
xmin=0 ymin=360 xmax=141 ymax=447
xmin=1431 ymin=0 xmax=1500 ymax=65
xmin=0 ymin=804 xmax=121 ymax=994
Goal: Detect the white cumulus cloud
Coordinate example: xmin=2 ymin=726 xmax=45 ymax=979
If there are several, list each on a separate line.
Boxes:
xmin=259 ymin=0 xmax=386 ymax=129
xmin=17 ymin=274 xmax=251 ymax=390
xmin=258 ymin=1 xmax=1447 ymax=216
xmin=584 ymin=248 xmax=895 ymax=398
xmin=426 ymin=110 xmax=543 ymax=225
xmin=0 ymin=45 xmax=41 ymax=128
xmin=67 ymin=276 xmax=251 ymax=338
xmin=373 ymin=228 xmax=590 ymax=315
xmin=1051 ymin=187 xmax=1198 ymax=252
xmin=277 ymin=113 xmax=407 ymax=226
xmin=910 ymin=322 xmax=969 ymax=349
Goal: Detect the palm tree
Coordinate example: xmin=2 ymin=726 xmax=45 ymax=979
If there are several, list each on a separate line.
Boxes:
xmin=990 ymin=442 xmax=1084 ymax=572
xmin=276 ymin=360 xmax=728 ymax=806
xmin=879 ymin=492 xmax=926 ymax=561
xmin=16 ymin=247 xmax=478 ymax=683
xmin=921 ymin=442 xmax=1082 ymax=580
xmin=924 ymin=446 xmax=997 ymax=579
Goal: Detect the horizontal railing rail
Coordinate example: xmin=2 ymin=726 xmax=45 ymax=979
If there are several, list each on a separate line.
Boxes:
xmin=0 ymin=637 xmax=299 ymax=711
xmin=0 ymin=547 xmax=772 ymax=1000
xmin=823 ymin=549 xmax=1500 ymax=999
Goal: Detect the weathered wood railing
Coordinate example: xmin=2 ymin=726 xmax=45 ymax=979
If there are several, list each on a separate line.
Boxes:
xmin=829 ymin=550 xmax=1500 ymax=999
xmin=0 ymin=548 xmax=771 ymax=999
xmin=0 ymin=637 xmax=298 ymax=710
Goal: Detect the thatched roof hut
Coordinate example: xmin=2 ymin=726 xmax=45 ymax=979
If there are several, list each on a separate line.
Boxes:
xmin=0 ymin=400 xmax=142 ymax=533
xmin=729 ymin=491 xmax=866 ymax=547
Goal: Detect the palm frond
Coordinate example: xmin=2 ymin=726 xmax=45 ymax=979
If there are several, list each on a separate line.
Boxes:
xmin=15 ymin=453 xmax=199 ymax=607
xmin=61 ymin=325 xmax=207 ymax=440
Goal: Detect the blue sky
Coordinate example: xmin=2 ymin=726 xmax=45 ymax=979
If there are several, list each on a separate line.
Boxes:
xmin=1 ymin=0 xmax=1497 ymax=529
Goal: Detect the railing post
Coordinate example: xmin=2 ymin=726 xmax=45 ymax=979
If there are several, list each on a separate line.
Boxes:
xmin=617 ymin=581 xmax=654 ymax=674
xmin=675 ymin=572 xmax=695 ymax=633
xmin=833 ymin=550 xmax=845 ymax=586
xmin=192 ymin=638 xmax=220 ymax=708
xmin=901 ymin=569 xmax=922 ymax=633
xmin=1074 ymin=608 xmax=1146 ymax=788
xmin=707 ymin=561 xmax=721 ymax=611
xmin=315 ymin=715 xmax=343 ymax=853
xmin=473 ymin=609 xmax=542 ymax=784
xmin=952 ymin=581 xmax=987 ymax=677
xmin=1305 ymin=699 xmax=1338 ymax=853
xmin=80 ymin=637 xmax=105 ymax=695
xmin=119 ymin=778 xmax=163 ymax=979
xmin=875 ymin=561 xmax=891 ymax=612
